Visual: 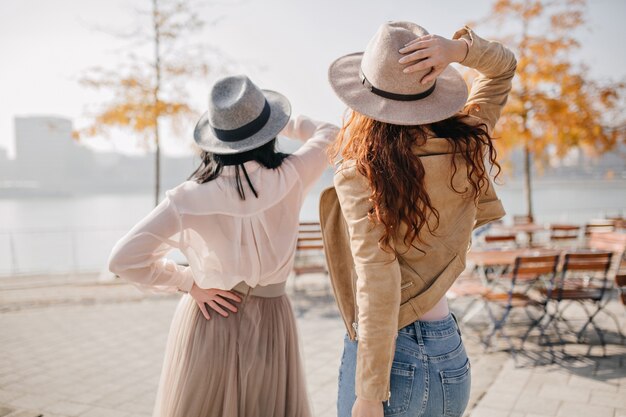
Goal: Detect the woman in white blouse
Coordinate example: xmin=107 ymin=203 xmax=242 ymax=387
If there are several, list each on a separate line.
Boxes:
xmin=107 ymin=74 xmax=338 ymax=417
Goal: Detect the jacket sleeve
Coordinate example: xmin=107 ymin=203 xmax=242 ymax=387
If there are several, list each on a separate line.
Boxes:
xmin=334 ymin=164 xmax=401 ymax=402
xmin=281 ymin=115 xmax=339 ymax=195
xmin=453 ymin=26 xmax=518 ymax=135
xmin=453 ymin=26 xmax=514 ymax=228
xmin=474 ymin=176 xmax=506 ymax=230
xmin=107 ymin=190 xmax=195 ymax=294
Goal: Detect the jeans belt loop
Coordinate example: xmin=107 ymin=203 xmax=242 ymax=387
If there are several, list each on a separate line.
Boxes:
xmin=413 ymin=320 xmax=425 ymax=347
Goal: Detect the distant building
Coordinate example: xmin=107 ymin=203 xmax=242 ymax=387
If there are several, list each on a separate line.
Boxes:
xmin=13 ymin=116 xmax=87 ymax=194
xmin=1 ymin=116 xmax=199 ymax=198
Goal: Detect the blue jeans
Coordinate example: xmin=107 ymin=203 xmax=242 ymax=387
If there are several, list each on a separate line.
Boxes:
xmin=337 ymin=313 xmax=471 ymax=417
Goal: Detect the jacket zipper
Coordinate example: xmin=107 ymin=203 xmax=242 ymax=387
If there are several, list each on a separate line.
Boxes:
xmin=351 ymin=267 xmax=359 ymax=341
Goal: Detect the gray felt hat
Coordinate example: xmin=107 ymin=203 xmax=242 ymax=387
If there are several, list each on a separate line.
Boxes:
xmin=193 ymin=74 xmax=291 ymax=154
xmin=328 ymin=21 xmax=468 ymax=126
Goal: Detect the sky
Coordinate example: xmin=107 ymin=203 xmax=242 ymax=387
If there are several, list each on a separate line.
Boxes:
xmin=1 ymin=0 xmax=625 ymax=159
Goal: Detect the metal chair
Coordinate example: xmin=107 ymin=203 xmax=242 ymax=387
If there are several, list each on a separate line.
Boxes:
xmin=484 ymin=234 xmax=518 ymax=246
xmin=480 ymin=254 xmax=559 ymax=358
xmin=588 ymin=231 xmax=626 ymax=282
xmin=584 ymin=220 xmax=616 ymax=237
xmin=616 ymin=273 xmax=626 ymax=307
xmin=542 ymin=251 xmax=618 ymax=356
xmin=549 ymin=224 xmax=581 ymax=244
xmin=513 ymin=215 xmax=534 ymax=225
xmin=447 ymin=269 xmax=491 ymax=325
xmin=607 ymin=216 xmax=625 ymax=230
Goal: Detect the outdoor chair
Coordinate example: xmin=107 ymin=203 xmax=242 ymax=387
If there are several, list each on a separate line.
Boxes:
xmin=584 ymin=220 xmax=616 ymax=237
xmin=616 ymin=273 xmax=626 ymax=306
xmin=474 ymin=234 xmax=519 ymax=284
xmin=448 ymin=268 xmax=491 ymax=325
xmin=541 ymin=251 xmax=619 ymax=356
xmin=607 ymin=216 xmax=625 ymax=230
xmin=484 ymin=234 xmax=518 ymax=247
xmin=513 ymin=215 xmax=534 ymax=225
xmin=480 ymin=254 xmax=559 ymax=358
xmin=292 ymin=222 xmax=329 ymax=295
xmin=549 ymin=224 xmax=581 ymax=245
xmin=588 ymin=232 xmax=626 ymax=275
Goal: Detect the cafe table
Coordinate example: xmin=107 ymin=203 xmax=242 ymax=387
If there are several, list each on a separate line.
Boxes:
xmin=467 ymin=247 xmax=560 ymax=268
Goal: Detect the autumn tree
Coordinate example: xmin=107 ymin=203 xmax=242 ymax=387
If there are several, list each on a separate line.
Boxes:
xmin=75 ymin=0 xmax=223 ymax=207
xmin=474 ymin=0 xmax=625 ymax=221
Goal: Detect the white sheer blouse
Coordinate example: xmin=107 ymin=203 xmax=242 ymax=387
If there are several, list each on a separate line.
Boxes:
xmin=107 ymin=115 xmax=339 ymax=294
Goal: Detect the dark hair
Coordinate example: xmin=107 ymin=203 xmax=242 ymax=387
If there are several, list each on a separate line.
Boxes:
xmin=187 ymin=138 xmax=290 ymax=200
xmin=330 ymin=111 xmax=501 ymax=251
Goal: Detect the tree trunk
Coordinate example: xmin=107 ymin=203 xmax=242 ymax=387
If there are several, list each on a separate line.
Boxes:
xmin=520 ymin=9 xmax=533 ymax=224
xmin=523 ymin=144 xmax=534 ymax=222
xmin=152 ymin=0 xmax=161 ymax=207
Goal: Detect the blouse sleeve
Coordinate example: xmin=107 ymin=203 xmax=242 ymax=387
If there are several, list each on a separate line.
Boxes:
xmin=280 ymin=114 xmax=340 ymax=195
xmin=107 ymin=190 xmax=195 ymax=294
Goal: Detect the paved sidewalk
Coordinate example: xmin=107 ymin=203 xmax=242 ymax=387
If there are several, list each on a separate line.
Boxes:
xmin=470 ymin=354 xmax=626 ymax=417
xmin=0 ymin=274 xmax=624 ymax=417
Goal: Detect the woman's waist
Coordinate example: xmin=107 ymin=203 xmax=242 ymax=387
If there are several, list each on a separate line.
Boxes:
xmin=192 ymin=259 xmax=294 ymax=292
xmin=399 ymin=311 xmax=461 ymax=338
xmin=231 ymin=280 xmax=287 ymax=298
xmin=417 ymin=296 xmax=450 ymax=321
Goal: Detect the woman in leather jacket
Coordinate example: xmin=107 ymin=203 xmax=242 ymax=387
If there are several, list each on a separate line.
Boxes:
xmin=322 ymin=21 xmax=516 ymax=417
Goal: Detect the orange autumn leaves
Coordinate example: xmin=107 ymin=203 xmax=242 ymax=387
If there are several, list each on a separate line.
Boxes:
xmin=74 ymin=61 xmax=199 ymax=144
xmin=73 ymin=0 xmax=212 ymax=146
xmin=477 ymin=0 xmax=625 ymax=164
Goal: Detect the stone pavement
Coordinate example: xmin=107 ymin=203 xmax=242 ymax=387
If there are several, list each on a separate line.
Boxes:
xmin=469 ymin=355 xmax=626 ymax=417
xmin=0 ymin=273 xmax=624 ymax=417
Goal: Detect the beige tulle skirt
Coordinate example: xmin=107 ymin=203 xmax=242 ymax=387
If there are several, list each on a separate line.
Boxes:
xmin=151 ymin=289 xmax=312 ymax=417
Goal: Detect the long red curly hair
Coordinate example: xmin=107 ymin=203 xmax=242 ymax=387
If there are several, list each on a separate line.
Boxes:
xmin=329 ymin=110 xmax=501 ymax=251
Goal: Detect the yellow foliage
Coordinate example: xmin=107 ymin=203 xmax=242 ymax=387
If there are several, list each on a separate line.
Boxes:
xmin=76 ymin=0 xmax=213 ymax=149
xmin=478 ymin=0 xmax=625 ymax=162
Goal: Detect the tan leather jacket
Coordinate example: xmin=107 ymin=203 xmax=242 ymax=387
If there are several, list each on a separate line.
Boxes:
xmin=318 ymin=26 xmax=516 ymax=402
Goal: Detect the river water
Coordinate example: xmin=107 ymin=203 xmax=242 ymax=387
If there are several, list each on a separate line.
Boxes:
xmin=0 ymin=172 xmax=624 ymax=276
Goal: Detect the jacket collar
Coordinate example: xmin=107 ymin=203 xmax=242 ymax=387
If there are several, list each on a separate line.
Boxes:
xmin=412 ymin=137 xmax=459 ymax=156
xmin=335 ymin=137 xmax=475 ymax=171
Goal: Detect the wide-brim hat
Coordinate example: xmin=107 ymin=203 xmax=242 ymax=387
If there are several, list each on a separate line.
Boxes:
xmin=194 ymin=74 xmax=291 ymax=154
xmin=328 ymin=21 xmax=468 ymax=126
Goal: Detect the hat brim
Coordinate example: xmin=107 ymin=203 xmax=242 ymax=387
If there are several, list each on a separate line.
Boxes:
xmin=193 ymin=90 xmax=291 ymax=154
xmin=328 ymin=52 xmax=469 ymax=126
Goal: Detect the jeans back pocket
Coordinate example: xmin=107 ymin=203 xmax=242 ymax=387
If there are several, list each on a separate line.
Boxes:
xmin=383 ymin=361 xmax=416 ymax=416
xmin=440 ymin=358 xmax=471 ymax=417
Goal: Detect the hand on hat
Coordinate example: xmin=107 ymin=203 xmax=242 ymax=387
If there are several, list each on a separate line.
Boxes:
xmin=398 ymin=34 xmax=469 ymax=85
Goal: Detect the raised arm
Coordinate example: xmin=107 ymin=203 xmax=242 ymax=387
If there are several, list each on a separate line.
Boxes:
xmin=452 ymin=27 xmax=513 ymax=226
xmin=399 ymin=26 xmax=517 ymax=135
xmin=280 ymin=114 xmax=339 ymax=194
xmin=334 ymin=162 xmax=401 ymax=403
xmin=453 ymin=26 xmax=518 ymax=134
xmin=107 ymin=190 xmax=195 ymax=294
